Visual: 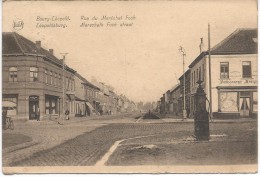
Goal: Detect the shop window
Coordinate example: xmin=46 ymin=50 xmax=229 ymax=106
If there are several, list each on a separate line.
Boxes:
xmin=242 ymin=61 xmax=252 ymax=78
xmin=30 ymin=67 xmax=38 ymax=82
xmin=220 ymin=62 xmax=229 ymax=79
xmin=219 ymin=92 xmax=238 ymax=112
xmin=3 ymin=95 xmax=17 ymax=115
xmin=9 ymin=67 xmax=18 ymax=82
xmin=45 ymin=97 xmax=57 ymax=114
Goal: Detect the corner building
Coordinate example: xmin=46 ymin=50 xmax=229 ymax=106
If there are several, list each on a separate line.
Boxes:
xmin=2 ymin=32 xmax=76 ymax=120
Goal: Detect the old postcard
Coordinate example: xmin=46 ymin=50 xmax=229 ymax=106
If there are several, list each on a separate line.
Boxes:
xmin=1 ymin=0 xmax=258 ymax=174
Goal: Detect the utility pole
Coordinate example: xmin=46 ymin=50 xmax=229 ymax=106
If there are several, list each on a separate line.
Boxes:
xmin=179 ymin=46 xmax=187 ymax=120
xmin=208 ymin=23 xmax=213 ymax=121
xmin=60 ymin=53 xmax=68 ymax=125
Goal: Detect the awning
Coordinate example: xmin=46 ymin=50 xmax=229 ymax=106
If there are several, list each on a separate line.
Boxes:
xmin=85 ymin=102 xmax=95 ymax=111
xmin=2 ymin=101 xmax=16 ymax=109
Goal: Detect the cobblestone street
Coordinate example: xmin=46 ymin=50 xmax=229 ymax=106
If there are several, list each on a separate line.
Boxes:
xmin=3 ymin=115 xmax=257 ymax=167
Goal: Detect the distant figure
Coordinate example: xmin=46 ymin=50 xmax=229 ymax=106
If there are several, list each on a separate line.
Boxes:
xmin=65 ymin=109 xmax=70 ymax=120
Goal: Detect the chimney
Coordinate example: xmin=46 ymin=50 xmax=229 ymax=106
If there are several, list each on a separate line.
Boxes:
xmin=199 ymin=37 xmax=204 ymax=53
xmin=49 ymin=49 xmax=54 ymax=55
xmin=35 ymin=41 xmax=41 ymax=48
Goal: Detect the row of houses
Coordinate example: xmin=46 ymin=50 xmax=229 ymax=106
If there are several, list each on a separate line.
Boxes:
xmin=2 ymin=32 xmax=137 ymax=120
xmin=158 ymin=28 xmax=257 ymax=119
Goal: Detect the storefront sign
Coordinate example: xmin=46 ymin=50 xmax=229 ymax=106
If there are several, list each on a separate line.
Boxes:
xmin=220 ymin=79 xmax=257 ymax=85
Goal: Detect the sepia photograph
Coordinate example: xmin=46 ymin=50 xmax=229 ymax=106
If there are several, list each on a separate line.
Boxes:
xmin=1 ymin=0 xmax=258 ymax=174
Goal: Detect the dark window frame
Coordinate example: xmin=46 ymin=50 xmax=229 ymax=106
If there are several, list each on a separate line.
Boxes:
xmin=220 ymin=62 xmax=229 ymax=79
xmin=242 ymin=61 xmax=252 ymax=78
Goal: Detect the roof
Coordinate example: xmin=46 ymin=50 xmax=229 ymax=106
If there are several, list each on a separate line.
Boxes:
xmin=178 ymin=69 xmax=190 ymax=80
xmin=189 ymin=28 xmax=257 ymax=68
xmin=2 ymin=32 xmax=76 ymax=73
xmin=211 ymin=28 xmax=257 ymax=54
xmin=170 ymin=84 xmax=180 ymax=93
xmin=75 ymin=72 xmax=100 ymax=90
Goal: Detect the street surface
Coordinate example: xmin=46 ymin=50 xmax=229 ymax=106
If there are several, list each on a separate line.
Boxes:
xmin=2 ymin=113 xmax=257 ymax=167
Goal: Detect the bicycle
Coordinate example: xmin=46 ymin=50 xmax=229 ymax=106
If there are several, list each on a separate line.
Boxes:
xmin=5 ymin=117 xmax=14 ymax=130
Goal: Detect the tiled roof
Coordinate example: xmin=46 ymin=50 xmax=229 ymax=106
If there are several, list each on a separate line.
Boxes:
xmin=189 ymin=28 xmax=257 ymax=68
xmin=211 ymin=28 xmax=257 ymax=54
xmin=75 ymin=72 xmax=100 ymax=90
xmin=178 ymin=69 xmax=190 ymax=80
xmin=2 ymin=32 xmax=76 ymax=73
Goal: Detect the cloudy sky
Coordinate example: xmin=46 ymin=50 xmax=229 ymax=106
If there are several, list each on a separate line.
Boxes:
xmin=3 ymin=0 xmax=257 ymax=102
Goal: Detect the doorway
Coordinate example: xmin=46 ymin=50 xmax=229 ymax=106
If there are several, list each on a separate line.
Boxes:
xmin=239 ymin=97 xmax=250 ymax=117
xmin=29 ymin=95 xmax=39 ymax=120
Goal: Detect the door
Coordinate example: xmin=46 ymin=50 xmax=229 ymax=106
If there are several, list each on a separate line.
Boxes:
xmin=29 ymin=96 xmax=39 ymax=120
xmin=240 ymin=97 xmax=250 ymax=117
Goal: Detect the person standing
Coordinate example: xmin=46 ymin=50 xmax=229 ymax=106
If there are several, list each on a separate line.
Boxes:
xmin=65 ymin=109 xmax=70 ymax=120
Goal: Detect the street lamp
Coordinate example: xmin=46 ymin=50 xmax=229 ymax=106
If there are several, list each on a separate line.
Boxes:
xmin=179 ymin=46 xmax=187 ymax=120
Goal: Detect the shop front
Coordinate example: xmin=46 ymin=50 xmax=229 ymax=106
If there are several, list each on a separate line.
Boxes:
xmin=216 ymin=86 xmax=257 ymax=118
xmin=45 ymin=95 xmax=59 ymax=115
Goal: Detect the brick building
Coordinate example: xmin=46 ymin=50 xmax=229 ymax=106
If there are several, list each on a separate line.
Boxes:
xmin=2 ymin=32 xmax=76 ymax=120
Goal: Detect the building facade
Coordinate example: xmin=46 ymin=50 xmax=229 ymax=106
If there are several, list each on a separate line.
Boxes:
xmin=2 ymin=32 xmax=76 ymax=120
xmin=189 ymin=28 xmax=258 ymax=118
xmin=178 ymin=69 xmax=191 ymax=117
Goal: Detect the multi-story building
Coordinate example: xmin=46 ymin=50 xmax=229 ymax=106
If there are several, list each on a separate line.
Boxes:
xmin=189 ymin=28 xmax=257 ymax=118
xmin=2 ymin=32 xmax=76 ymax=120
xmin=169 ymin=84 xmax=180 ymax=116
xmin=178 ymin=69 xmax=191 ymax=117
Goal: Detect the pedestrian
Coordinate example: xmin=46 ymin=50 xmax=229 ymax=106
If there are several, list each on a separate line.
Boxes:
xmin=36 ymin=106 xmax=40 ymax=121
xmin=65 ymin=109 xmax=70 ymax=120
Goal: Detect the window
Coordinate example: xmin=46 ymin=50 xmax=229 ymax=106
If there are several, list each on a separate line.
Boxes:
xmin=45 ymin=97 xmax=57 ymax=114
xmin=54 ymin=73 xmax=57 ymax=86
xmin=242 ymin=61 xmax=251 ymax=78
xmin=196 ymin=68 xmax=198 ymax=81
xmin=199 ymin=67 xmax=201 ymax=80
xmin=191 ymin=72 xmax=193 ymax=86
xmin=58 ymin=74 xmax=61 ymax=87
xmin=50 ymin=71 xmax=53 ymax=84
xmin=193 ymin=71 xmax=195 ymax=85
xmin=30 ymin=67 xmax=38 ymax=82
xmin=202 ymin=64 xmax=204 ymax=81
xmin=9 ymin=67 xmax=18 ymax=82
xmin=45 ymin=70 xmax=48 ymax=84
xmin=220 ymin=62 xmax=229 ymax=79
